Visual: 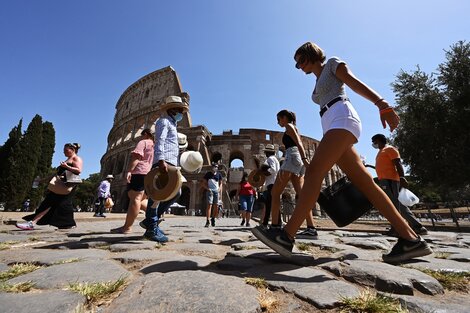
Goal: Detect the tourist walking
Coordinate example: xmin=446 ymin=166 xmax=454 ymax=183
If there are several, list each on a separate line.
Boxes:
xmin=371 ymin=133 xmax=428 ymax=236
xmin=236 ymin=172 xmax=256 ymax=227
xmin=267 ymin=110 xmax=319 ymax=239
xmin=111 ymin=128 xmax=154 ymax=234
xmin=16 ymin=143 xmax=83 ymax=230
xmin=140 ymin=96 xmax=188 ymax=242
xmin=252 ymin=41 xmax=432 ymax=263
xmin=260 ymin=144 xmax=280 ymax=227
xmin=95 ymin=175 xmax=114 ymax=217
xmin=202 ymin=164 xmax=223 ymax=227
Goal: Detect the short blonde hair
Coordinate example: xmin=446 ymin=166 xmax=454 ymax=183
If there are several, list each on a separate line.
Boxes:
xmin=294 ymin=42 xmax=326 ymax=64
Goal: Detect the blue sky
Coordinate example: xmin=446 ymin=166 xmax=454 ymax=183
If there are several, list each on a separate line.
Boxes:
xmin=1 ymin=1 xmax=469 ymax=177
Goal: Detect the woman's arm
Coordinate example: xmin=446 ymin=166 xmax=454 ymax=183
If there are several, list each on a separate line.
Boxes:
xmin=335 ymin=63 xmax=399 ymax=131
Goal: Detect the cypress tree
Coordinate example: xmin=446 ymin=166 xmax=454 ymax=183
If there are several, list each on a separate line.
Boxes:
xmin=0 ymin=119 xmax=23 ymax=202
xmin=5 ymin=115 xmax=44 ymax=210
xmin=29 ymin=121 xmax=56 ymax=208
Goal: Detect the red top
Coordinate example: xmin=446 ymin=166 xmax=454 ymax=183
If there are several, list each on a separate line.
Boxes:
xmin=239 ymin=181 xmax=255 ymax=195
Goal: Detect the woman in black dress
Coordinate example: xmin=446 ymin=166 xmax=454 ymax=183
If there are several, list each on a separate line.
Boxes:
xmin=16 ymin=143 xmax=83 ymax=230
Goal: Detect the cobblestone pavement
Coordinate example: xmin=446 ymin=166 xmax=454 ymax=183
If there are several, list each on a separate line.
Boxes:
xmin=0 ymin=213 xmax=469 ymax=313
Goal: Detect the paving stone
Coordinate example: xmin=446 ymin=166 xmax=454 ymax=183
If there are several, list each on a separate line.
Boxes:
xmin=109 ymin=241 xmax=158 ymax=252
xmin=0 ymin=233 xmax=31 ymax=243
xmin=140 ymin=255 xmax=215 ymax=273
xmin=112 ymin=250 xmax=180 ymax=264
xmin=7 ymin=259 xmax=130 ymax=288
xmin=332 ymin=230 xmax=381 ymax=237
xmin=227 ymin=248 xmax=326 ymax=267
xmin=322 ymin=260 xmax=444 ymax=295
xmin=165 ymin=242 xmax=229 ymax=259
xmin=0 ymin=262 xmax=9 ymax=272
xmin=216 ymin=256 xmax=270 ymax=271
xmin=403 ymin=255 xmax=470 ymax=273
xmin=434 ymin=247 xmax=470 ymax=262
xmin=106 ymin=271 xmax=260 ymax=313
xmin=338 ymin=237 xmax=392 ymax=250
xmin=246 ymin=263 xmax=360 ymax=309
xmin=232 ymin=240 xmax=270 ymax=250
xmin=392 ymin=293 xmax=470 ymax=313
xmin=0 ymin=248 xmax=108 ymax=265
xmin=0 ymin=290 xmax=86 ymax=313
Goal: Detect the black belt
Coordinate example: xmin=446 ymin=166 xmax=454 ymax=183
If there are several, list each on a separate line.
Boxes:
xmin=319 ymin=97 xmax=349 ymax=117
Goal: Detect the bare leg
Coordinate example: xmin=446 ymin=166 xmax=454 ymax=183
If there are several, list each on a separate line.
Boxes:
xmin=291 ymin=175 xmax=315 ymax=228
xmin=206 ymin=204 xmax=212 ymax=221
xmin=271 ymin=170 xmax=292 ymax=225
xmin=335 ymin=147 xmax=417 ymax=240
xmin=122 ymin=190 xmax=144 ymax=231
xmin=31 ymin=208 xmax=51 ymax=223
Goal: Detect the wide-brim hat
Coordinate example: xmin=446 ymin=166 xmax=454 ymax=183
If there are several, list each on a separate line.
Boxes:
xmin=144 ymin=166 xmax=182 ymax=201
xmin=159 ymin=96 xmax=189 ymax=113
xmin=248 ymin=169 xmax=266 ymax=188
xmin=178 ymin=132 xmax=188 ymax=150
xmin=106 ymin=174 xmax=114 ymax=180
xmin=180 ymin=151 xmax=203 ymax=173
xmin=264 ymin=144 xmax=275 ymax=152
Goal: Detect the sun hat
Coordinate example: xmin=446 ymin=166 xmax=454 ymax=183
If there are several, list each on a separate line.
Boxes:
xmin=180 ymin=151 xmax=204 ymax=173
xmin=159 ymin=96 xmax=189 ymax=113
xmin=248 ymin=169 xmax=266 ymax=188
xmin=263 ymin=144 xmax=275 ymax=152
xmin=106 ymin=174 xmax=114 ymax=180
xmin=178 ymin=132 xmax=188 ymax=150
xmin=144 ymin=165 xmax=182 ymax=201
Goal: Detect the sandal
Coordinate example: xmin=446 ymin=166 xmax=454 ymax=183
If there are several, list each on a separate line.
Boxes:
xmin=110 ymin=227 xmax=131 ymax=234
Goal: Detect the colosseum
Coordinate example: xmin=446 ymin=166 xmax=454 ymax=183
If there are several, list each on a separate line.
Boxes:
xmin=100 ymin=66 xmax=343 ymax=217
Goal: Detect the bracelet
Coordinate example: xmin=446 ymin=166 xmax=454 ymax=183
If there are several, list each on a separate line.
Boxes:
xmin=374 ymin=98 xmax=384 ymax=106
xmin=379 ymin=107 xmax=394 ymax=115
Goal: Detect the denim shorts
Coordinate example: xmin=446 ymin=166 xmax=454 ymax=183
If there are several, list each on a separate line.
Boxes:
xmin=207 ymin=189 xmax=219 ymax=205
xmin=321 ymin=100 xmax=362 ymax=140
xmin=280 ymin=146 xmax=305 ymax=176
xmin=239 ymin=195 xmax=254 ymax=212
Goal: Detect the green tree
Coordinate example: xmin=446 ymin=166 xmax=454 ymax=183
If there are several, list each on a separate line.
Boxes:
xmin=0 ymin=119 xmax=23 ymax=202
xmin=74 ymin=173 xmax=101 ymax=211
xmin=5 ymin=115 xmax=44 ymax=210
xmin=29 ymin=122 xmax=56 ymax=209
xmin=392 ymin=41 xmax=470 ymax=197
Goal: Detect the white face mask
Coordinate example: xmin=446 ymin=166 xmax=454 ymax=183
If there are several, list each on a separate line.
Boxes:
xmin=372 ymin=143 xmax=379 ymax=149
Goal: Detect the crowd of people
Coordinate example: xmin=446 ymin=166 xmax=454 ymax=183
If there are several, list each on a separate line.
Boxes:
xmin=15 ymin=41 xmax=433 ymax=264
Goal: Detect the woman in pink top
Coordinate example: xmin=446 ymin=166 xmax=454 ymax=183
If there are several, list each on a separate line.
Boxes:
xmin=111 ymin=128 xmax=154 ymax=234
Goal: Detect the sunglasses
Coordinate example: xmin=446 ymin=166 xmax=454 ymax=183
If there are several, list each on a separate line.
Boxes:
xmin=295 ymin=55 xmax=307 ymax=69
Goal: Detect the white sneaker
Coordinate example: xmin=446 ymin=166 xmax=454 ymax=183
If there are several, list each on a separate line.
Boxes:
xmin=16 ymin=221 xmax=35 ymax=230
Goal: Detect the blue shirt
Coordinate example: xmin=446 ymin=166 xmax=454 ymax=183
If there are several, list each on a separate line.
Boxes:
xmin=97 ymin=180 xmax=111 ymax=198
xmin=154 ymin=114 xmax=179 ymax=166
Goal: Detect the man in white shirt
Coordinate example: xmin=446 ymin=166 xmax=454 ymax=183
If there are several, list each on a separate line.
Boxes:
xmin=260 ymin=144 xmax=280 ymax=227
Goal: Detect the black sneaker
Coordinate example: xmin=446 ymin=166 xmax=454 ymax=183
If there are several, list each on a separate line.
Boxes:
xmin=414 ymin=226 xmax=429 ymax=235
xmin=251 ymin=226 xmax=294 ymax=258
xmin=296 ymin=227 xmax=319 ymax=239
xmin=204 ymin=220 xmax=210 ymax=228
xmin=246 ymin=222 xmax=251 ymax=227
xmin=211 ymin=217 xmax=215 ymax=227
xmin=240 ymin=219 xmax=245 ymax=226
xmin=382 ymin=236 xmax=433 ymax=263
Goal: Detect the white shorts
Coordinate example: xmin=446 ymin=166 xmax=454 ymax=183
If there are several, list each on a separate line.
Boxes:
xmin=321 ymin=100 xmax=362 ymax=141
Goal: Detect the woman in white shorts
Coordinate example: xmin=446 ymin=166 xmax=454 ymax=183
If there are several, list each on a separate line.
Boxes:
xmin=252 ymin=41 xmax=432 ymax=264
xmin=269 ymin=110 xmax=319 ymax=236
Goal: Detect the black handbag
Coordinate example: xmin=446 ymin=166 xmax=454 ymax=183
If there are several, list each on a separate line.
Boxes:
xmin=317 ymin=176 xmax=373 ymax=227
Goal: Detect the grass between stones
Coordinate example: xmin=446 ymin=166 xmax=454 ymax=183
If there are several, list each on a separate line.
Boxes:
xmin=67 ymin=276 xmax=128 ymax=307
xmin=0 ymin=281 xmax=36 ymax=292
xmin=52 ymin=258 xmax=82 ymax=265
xmin=339 ymin=289 xmax=408 ymax=313
xmin=0 ymin=263 xmax=43 ymax=281
xmin=295 ymin=242 xmax=340 ymax=256
xmin=0 ymin=241 xmax=19 ymax=250
xmin=434 ymin=252 xmax=452 ymax=259
xmin=245 ymin=277 xmax=279 ymax=312
xmin=418 ymin=269 xmax=470 ymax=292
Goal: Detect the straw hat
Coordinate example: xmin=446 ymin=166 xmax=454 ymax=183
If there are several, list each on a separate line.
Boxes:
xmin=144 ymin=166 xmax=182 ymax=201
xmin=178 ymin=132 xmax=188 ymax=150
xmin=159 ymin=96 xmax=189 ymax=113
xmin=248 ymin=169 xmax=266 ymax=187
xmin=263 ymin=144 xmax=275 ymax=152
xmin=180 ymin=151 xmax=203 ymax=173
xmin=106 ymin=174 xmax=114 ymax=180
